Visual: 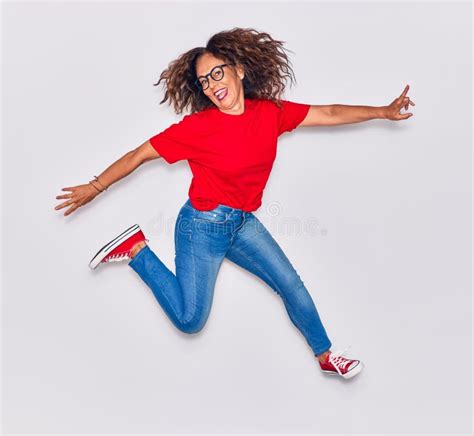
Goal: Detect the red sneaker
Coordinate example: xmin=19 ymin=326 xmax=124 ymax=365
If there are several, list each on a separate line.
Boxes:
xmin=319 ymin=346 xmax=363 ymax=379
xmin=88 ymin=224 xmax=148 ymax=270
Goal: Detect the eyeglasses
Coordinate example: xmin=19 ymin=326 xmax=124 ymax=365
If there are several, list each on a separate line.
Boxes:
xmin=194 ymin=63 xmax=232 ymax=91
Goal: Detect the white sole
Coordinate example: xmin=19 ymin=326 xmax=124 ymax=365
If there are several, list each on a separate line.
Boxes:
xmin=88 ymin=224 xmax=140 ymax=270
xmin=321 ymin=361 xmax=364 ymax=379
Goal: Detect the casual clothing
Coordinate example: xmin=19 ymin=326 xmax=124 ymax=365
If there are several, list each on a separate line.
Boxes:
xmin=148 ymin=98 xmax=310 ymax=212
xmin=129 ymin=199 xmax=333 ymax=356
xmin=135 ymin=99 xmax=333 ymax=356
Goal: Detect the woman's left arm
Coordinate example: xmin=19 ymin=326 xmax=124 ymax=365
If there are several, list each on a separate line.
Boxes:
xmin=299 ymin=84 xmax=415 ymax=127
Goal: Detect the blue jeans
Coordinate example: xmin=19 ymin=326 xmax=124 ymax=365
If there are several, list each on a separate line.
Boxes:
xmin=128 ymin=198 xmax=332 ymax=356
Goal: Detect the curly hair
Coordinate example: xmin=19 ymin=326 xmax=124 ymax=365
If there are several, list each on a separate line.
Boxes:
xmin=153 ymin=27 xmax=299 ymax=115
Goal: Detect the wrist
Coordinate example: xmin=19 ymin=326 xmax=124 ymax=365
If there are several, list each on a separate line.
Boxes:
xmin=377 ymin=106 xmax=388 ymax=120
xmin=89 ymin=180 xmax=104 ymax=194
xmin=93 ymin=175 xmax=108 ymax=191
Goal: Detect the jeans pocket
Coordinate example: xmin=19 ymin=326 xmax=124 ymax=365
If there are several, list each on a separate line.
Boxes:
xmin=193 ymin=208 xmax=229 ymax=223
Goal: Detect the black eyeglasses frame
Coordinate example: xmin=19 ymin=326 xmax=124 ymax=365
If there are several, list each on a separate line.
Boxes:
xmin=194 ymin=63 xmax=233 ymax=91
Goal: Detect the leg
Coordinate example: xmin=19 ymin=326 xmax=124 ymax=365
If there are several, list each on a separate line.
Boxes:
xmin=225 ymin=213 xmax=332 ymax=356
xmin=128 ymin=206 xmax=230 ymax=334
xmin=130 ymin=240 xmax=147 ymax=258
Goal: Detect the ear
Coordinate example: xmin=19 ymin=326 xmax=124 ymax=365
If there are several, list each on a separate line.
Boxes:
xmin=235 ymin=64 xmax=245 ymax=80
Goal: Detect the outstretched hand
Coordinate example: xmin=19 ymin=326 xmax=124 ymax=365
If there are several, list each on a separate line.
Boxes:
xmin=54 ymin=183 xmax=100 ymax=216
xmin=383 ymin=84 xmax=416 ymax=121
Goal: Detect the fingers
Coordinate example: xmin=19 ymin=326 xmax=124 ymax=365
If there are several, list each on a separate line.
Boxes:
xmin=54 ymin=199 xmax=75 ymax=211
xmin=64 ymin=204 xmax=79 ymax=216
xmin=401 ymin=96 xmax=415 ymax=111
xmin=55 ymin=199 xmax=79 ymax=216
xmin=55 ymin=186 xmax=78 ymax=214
xmin=387 ymin=88 xmax=415 ymax=120
xmin=397 ymin=112 xmax=413 ymax=120
xmin=399 ymin=84 xmax=409 ymax=100
xmin=397 ymin=85 xmax=415 ymax=110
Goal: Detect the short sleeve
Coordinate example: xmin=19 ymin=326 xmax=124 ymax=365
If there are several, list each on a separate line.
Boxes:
xmin=148 ymin=113 xmax=201 ymax=164
xmin=277 ymin=100 xmax=311 ymax=136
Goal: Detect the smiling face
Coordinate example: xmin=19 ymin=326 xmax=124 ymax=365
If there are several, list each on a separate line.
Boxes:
xmin=195 ymin=53 xmax=246 ymax=115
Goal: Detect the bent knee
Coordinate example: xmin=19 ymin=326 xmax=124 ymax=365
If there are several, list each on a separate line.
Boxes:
xmin=178 ymin=318 xmax=206 ymax=334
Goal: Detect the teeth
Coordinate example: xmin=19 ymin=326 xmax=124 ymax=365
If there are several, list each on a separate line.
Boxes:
xmin=215 ymin=88 xmax=226 ymax=96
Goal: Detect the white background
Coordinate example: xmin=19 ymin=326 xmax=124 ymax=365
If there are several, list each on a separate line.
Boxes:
xmin=1 ymin=0 xmax=472 ymax=434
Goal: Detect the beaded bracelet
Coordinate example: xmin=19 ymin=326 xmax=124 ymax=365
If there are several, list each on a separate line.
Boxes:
xmin=93 ymin=175 xmax=108 ymax=191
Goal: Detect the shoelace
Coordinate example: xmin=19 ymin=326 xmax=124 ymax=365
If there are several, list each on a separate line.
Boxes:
xmin=328 ymin=345 xmax=353 ymax=376
xmin=104 ymin=251 xmax=131 ymax=262
xmin=103 ymin=238 xmax=150 ymax=263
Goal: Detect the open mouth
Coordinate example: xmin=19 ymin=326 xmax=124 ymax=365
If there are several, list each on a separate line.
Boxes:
xmin=214 ymin=88 xmax=228 ymax=101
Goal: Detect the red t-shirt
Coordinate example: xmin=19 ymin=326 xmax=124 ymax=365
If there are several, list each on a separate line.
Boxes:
xmin=148 ymin=98 xmax=310 ymax=212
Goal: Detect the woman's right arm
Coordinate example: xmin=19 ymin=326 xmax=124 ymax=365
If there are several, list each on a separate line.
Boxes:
xmin=54 ymin=140 xmax=161 ymax=216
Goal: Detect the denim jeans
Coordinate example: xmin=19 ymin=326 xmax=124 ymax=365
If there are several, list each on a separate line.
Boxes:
xmin=128 ymin=198 xmax=332 ymax=356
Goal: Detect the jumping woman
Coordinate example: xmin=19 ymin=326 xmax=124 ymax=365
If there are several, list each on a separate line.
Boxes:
xmin=54 ymin=28 xmax=415 ymax=380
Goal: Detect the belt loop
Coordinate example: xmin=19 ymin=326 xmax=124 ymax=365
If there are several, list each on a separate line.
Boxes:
xmin=240 ymin=209 xmax=247 ymax=230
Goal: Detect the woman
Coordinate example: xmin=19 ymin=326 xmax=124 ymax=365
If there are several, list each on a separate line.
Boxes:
xmin=54 ymin=28 xmax=415 ymax=380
